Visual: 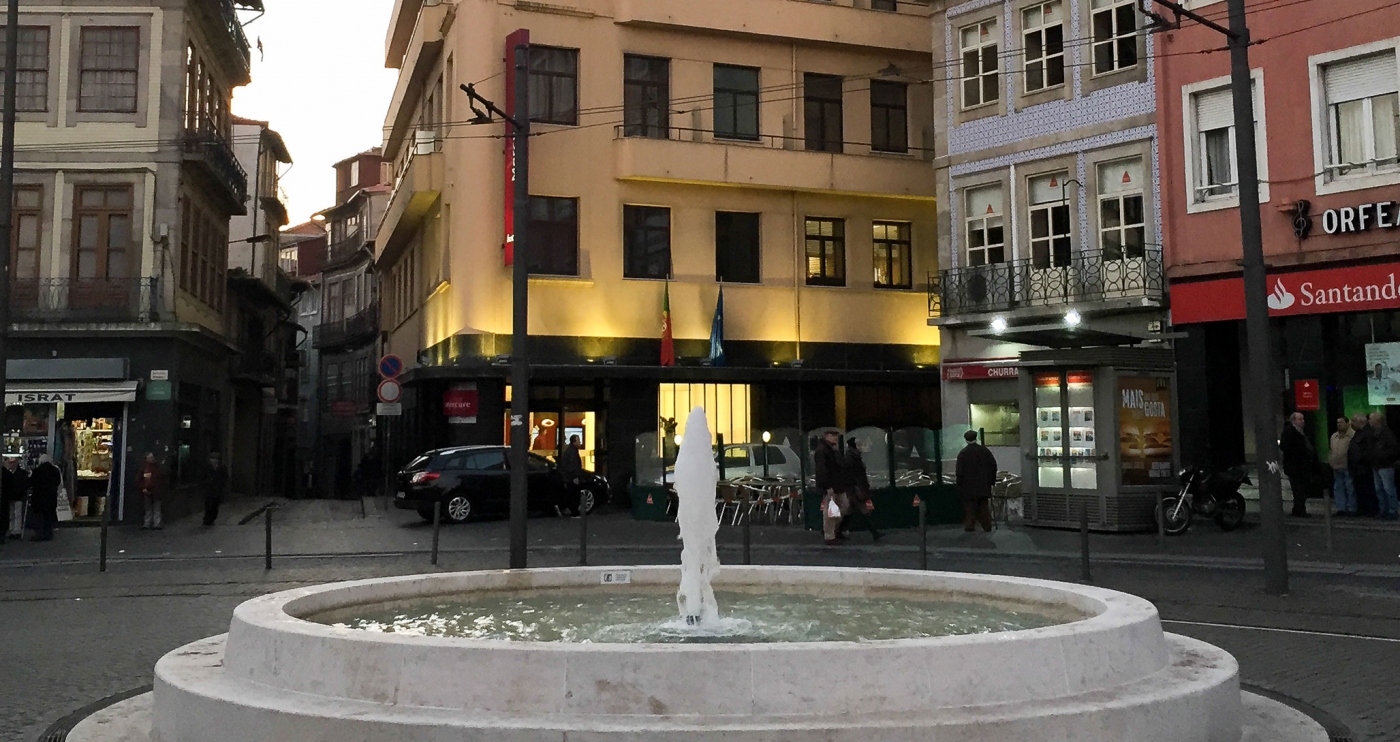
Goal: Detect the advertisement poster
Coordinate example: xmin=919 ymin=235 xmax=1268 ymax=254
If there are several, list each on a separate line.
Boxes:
xmin=1366 ymin=342 xmax=1400 ymax=405
xmin=1118 ymin=376 xmax=1173 ymax=486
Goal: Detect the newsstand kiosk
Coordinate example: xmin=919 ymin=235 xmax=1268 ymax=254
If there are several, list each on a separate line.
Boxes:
xmin=1019 ymin=347 xmax=1177 ymax=531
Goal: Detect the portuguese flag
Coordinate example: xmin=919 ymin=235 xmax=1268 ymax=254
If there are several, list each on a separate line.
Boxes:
xmin=660 ymin=282 xmax=675 ymax=367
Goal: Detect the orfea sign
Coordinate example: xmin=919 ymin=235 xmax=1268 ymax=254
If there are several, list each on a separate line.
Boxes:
xmin=1172 ymin=261 xmax=1400 ymax=325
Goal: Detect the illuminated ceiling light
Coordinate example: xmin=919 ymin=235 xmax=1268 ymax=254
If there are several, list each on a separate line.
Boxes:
xmin=1065 ymin=309 xmax=1083 ymax=328
xmin=990 ymin=316 xmax=1008 ymax=333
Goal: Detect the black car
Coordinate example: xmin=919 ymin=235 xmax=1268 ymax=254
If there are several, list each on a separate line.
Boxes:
xmin=393 ymin=445 xmax=609 ymax=523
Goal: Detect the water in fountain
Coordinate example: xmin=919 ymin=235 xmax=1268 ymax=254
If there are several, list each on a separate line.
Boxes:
xmin=673 ymin=406 xmax=722 ymax=627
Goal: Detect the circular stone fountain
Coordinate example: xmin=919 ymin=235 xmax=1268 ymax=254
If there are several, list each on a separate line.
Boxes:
xmin=137 ymin=565 xmax=1251 ymax=742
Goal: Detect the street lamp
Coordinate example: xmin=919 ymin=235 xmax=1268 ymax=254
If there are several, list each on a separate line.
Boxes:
xmin=761 ymin=431 xmax=771 ymax=478
xmin=459 ymin=40 xmax=532 ymax=570
xmin=1148 ymin=0 xmax=1288 ymax=594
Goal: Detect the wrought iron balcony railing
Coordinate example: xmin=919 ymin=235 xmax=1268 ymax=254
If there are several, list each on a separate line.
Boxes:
xmin=928 ymin=246 xmax=1165 ymax=319
xmin=182 ymin=130 xmax=249 ymax=209
xmin=230 ymin=348 xmax=277 ymax=383
xmin=10 ymin=278 xmax=163 ymax=323
xmin=314 ymin=305 xmax=379 ymax=350
xmin=218 ymin=0 xmax=252 ymax=71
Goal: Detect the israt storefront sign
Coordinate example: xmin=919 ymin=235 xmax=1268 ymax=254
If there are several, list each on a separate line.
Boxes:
xmin=1172 ymin=260 xmax=1400 ymax=325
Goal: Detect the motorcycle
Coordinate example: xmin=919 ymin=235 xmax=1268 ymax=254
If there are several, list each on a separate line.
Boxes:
xmin=1156 ymin=464 xmax=1250 ymax=535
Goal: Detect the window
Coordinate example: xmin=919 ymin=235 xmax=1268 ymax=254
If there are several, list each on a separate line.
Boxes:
xmin=1323 ymin=52 xmax=1399 ymax=178
xmin=965 ymin=186 xmax=1005 ymax=266
xmin=1091 ymin=0 xmax=1138 ymax=75
xmin=970 ymin=402 xmax=1020 ymax=447
xmin=623 ymin=205 xmax=671 ymax=279
xmin=529 ymin=46 xmax=578 ymax=126
xmin=1097 ymin=158 xmax=1146 ymax=261
xmin=960 ymin=19 xmax=999 ymax=109
xmin=325 ymin=279 xmax=343 ymax=322
xmin=1 ymin=27 xmax=49 ymax=112
xmin=467 ymin=450 xmax=507 ymax=471
xmin=78 ymin=27 xmax=139 ymax=112
xmin=804 ymin=217 xmax=845 ymax=286
xmin=872 ymin=221 xmax=911 ymax=289
xmin=870 ymin=80 xmax=908 ymax=153
xmin=658 ymin=383 xmax=752 ymax=446
xmin=623 ymin=55 xmax=669 ymax=139
xmin=73 ymin=186 xmax=131 ymax=279
xmin=1023 ymin=2 xmax=1065 ymax=92
xmin=804 ymin=73 xmax=843 ymax=153
xmin=325 ymin=363 xmax=340 ymax=402
xmin=527 ymin=196 xmax=579 ymax=276
xmin=714 ymin=64 xmax=759 ymax=141
xmin=11 ymin=187 xmax=41 ymax=280
xmin=1193 ymin=87 xmax=1238 ymax=200
xmin=1028 ymin=173 xmax=1072 ymax=269
xmin=871 ymin=0 xmax=898 ymax=9
xmin=715 ymin=211 xmax=760 ymax=284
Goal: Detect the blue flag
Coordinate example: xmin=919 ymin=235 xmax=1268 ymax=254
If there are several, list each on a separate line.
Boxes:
xmin=708 ymin=287 xmax=726 ymax=367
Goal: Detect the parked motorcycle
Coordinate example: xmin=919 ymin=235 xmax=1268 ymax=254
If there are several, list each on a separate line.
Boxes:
xmin=1156 ymin=465 xmax=1250 ymax=535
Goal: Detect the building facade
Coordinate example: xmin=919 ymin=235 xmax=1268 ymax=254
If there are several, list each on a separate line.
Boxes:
xmin=376 ymin=0 xmax=943 ymax=493
xmin=2 ymin=0 xmax=258 ymax=523
xmin=281 ymin=220 xmax=327 ymax=494
xmin=928 ymin=0 xmax=1171 ymax=527
xmin=1158 ymin=0 xmax=1400 ymax=466
xmin=315 ymin=150 xmax=386 ymax=498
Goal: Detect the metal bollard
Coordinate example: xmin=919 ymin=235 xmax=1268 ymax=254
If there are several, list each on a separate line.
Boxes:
xmin=1323 ymin=490 xmax=1333 ymax=555
xmin=1156 ymin=489 xmax=1165 ymax=549
xmin=579 ymin=496 xmax=589 ymax=566
xmin=264 ymin=506 xmax=273 ymax=571
xmin=431 ymin=499 xmax=442 ymax=566
xmin=742 ymin=489 xmax=752 ymax=565
xmin=1079 ymin=501 xmax=1091 ymax=583
xmin=918 ymin=497 xmax=928 ymax=571
xmin=99 ymin=496 xmax=111 ymax=573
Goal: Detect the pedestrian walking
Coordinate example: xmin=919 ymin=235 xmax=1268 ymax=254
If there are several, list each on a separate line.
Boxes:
xmin=1348 ymin=413 xmax=1378 ymax=516
xmin=955 ymin=430 xmax=997 ymax=533
xmin=203 ymin=451 xmax=229 ymax=526
xmin=1367 ymin=412 xmax=1400 ymax=520
xmin=27 ymin=455 xmax=61 ymax=541
xmin=1280 ymin=412 xmax=1316 ymax=518
xmin=2 ymin=455 xmax=29 ymax=539
xmin=814 ymin=430 xmax=849 ymax=545
xmin=1329 ymin=416 xmax=1357 ymax=516
xmin=138 ymin=452 xmax=164 ymax=530
xmin=840 ymin=439 xmax=882 ymax=543
xmin=558 ymin=434 xmax=584 ymax=516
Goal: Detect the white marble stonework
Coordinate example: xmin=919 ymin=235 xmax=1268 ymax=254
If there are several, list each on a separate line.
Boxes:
xmin=115 ymin=566 xmax=1265 ymax=741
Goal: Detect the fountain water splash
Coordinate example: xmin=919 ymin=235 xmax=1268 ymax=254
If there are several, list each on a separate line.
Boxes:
xmin=674 ymin=407 xmax=721 ymax=626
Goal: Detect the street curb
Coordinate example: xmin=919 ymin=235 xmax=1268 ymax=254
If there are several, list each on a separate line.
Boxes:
xmin=36 ymin=685 xmax=150 ymax=742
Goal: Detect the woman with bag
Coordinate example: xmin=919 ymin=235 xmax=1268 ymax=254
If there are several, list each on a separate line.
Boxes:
xmin=28 ymin=455 xmax=62 ymax=541
xmin=139 ymin=452 xmax=164 ymax=530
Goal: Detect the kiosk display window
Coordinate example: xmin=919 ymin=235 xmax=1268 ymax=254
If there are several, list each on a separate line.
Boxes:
xmin=1065 ymin=371 xmax=1097 ymax=491
xmin=1034 ymin=371 xmax=1097 ymax=491
xmin=1034 ymin=374 xmax=1064 ymax=489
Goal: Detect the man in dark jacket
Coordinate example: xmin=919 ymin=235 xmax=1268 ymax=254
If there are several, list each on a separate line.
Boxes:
xmin=814 ymin=431 xmax=848 ymax=545
xmin=955 ymin=430 xmax=997 ymax=533
xmin=840 ymin=439 xmax=881 ymax=543
xmin=28 ymin=455 xmax=61 ymax=541
xmin=558 ymin=435 xmax=584 ymax=516
xmin=203 ymin=451 xmax=229 ymax=526
xmin=1279 ymin=412 xmax=1316 ymax=517
xmin=1368 ymin=412 xmax=1400 ymax=520
xmin=1348 ymin=413 xmax=1378 ymax=516
xmin=3 ymin=456 xmax=29 ymax=539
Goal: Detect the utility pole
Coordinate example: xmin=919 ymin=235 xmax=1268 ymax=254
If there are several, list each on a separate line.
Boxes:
xmin=1151 ymin=0 xmax=1288 ymax=593
xmin=460 ymin=34 xmax=531 ymax=569
xmin=0 ymin=0 xmax=20 ymax=420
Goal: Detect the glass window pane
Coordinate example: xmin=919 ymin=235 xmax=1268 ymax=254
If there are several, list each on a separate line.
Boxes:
xmin=1373 ymin=93 xmax=1398 ymax=162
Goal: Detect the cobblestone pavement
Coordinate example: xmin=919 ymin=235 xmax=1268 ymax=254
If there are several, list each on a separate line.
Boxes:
xmin=3 ymin=501 xmax=1400 ymax=740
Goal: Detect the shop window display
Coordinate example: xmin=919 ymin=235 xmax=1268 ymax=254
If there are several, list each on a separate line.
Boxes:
xmin=1034 ymin=371 xmax=1098 ymax=491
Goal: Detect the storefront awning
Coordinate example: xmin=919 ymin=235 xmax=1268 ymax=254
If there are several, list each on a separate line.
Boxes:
xmin=5 ymin=381 xmax=138 ymax=406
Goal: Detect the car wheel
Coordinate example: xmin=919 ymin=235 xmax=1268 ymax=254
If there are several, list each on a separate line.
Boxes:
xmin=578 ymin=486 xmax=598 ymax=515
xmin=445 ymin=495 xmax=473 ymax=523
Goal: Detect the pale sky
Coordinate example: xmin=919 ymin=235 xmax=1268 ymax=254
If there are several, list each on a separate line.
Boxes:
xmin=232 ymin=1 xmax=400 ymax=226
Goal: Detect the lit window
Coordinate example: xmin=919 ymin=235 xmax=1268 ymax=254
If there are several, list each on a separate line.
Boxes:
xmin=658 ymin=383 xmax=752 ymax=446
xmin=872 ymin=221 xmax=911 ymax=289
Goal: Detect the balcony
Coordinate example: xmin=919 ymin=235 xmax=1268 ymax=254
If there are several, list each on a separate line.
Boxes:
xmin=10 ymin=278 xmax=163 ymax=324
xmin=315 ymin=305 xmax=380 ymax=350
xmin=612 ymin=126 xmax=934 ymax=199
xmin=614 ymin=0 xmax=930 ymax=52
xmin=183 ymin=131 xmax=249 ymax=214
xmin=377 ymin=132 xmax=444 ymax=262
xmin=928 ymin=247 xmax=1166 ymax=324
xmin=230 ymin=348 xmax=277 ymax=386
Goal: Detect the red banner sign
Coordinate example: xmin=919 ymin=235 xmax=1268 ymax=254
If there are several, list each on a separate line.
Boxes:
xmin=444 ymin=387 xmax=479 ymax=419
xmin=1173 ymin=260 xmax=1400 ymax=325
xmin=502 ymin=28 xmax=529 ymax=267
xmin=1294 ymin=379 xmax=1321 ymax=411
xmin=942 ymin=362 xmax=1021 ymax=381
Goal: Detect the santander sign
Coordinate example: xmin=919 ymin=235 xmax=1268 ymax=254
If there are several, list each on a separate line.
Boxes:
xmin=1173 ymin=261 xmax=1400 ymax=325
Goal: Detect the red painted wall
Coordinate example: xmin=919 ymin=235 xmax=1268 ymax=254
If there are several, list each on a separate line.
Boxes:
xmin=1156 ymin=0 xmax=1400 ymax=281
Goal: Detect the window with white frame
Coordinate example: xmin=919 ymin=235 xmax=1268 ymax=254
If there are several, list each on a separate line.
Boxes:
xmin=1097 ymin=158 xmax=1145 ymax=261
xmin=1193 ymin=87 xmax=1238 ymax=200
xmin=1028 ymin=172 xmax=1071 ymax=269
xmin=1091 ymin=0 xmax=1138 ymax=75
xmin=1322 ymin=51 xmax=1399 ymax=178
xmin=965 ymin=186 xmax=1005 ymax=266
xmin=1023 ymin=1 xmax=1065 ymax=93
xmin=960 ymin=19 xmax=1000 ymax=109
